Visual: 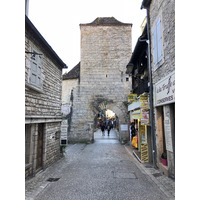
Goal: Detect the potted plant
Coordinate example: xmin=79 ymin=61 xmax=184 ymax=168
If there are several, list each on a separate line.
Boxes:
xmin=161 ymin=152 xmax=168 ymax=166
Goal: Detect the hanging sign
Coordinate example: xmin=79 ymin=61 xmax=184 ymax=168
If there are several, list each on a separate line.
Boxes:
xmin=132 ymin=109 xmax=141 ymax=119
xmin=140 ymin=94 xmax=148 ymax=102
xmin=128 ymin=94 xmax=137 ymax=103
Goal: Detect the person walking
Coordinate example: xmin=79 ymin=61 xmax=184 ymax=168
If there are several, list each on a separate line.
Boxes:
xmin=107 ymin=124 xmax=111 ymax=136
xmin=100 ymin=122 xmax=105 ymax=136
xmin=107 ymin=120 xmax=111 ymax=136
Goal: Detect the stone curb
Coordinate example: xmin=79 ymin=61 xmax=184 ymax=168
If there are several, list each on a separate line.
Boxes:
xmin=124 ymin=144 xmax=175 ymax=199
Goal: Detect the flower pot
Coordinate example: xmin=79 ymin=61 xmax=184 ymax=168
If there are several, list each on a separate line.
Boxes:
xmin=162 ymin=158 xmax=168 ymax=166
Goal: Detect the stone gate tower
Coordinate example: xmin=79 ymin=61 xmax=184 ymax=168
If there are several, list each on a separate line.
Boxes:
xmin=68 ymin=17 xmax=132 ymax=143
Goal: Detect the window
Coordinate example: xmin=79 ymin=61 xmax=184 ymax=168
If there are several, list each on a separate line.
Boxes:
xmin=153 ymin=17 xmax=162 ymax=66
xmin=29 ymin=50 xmax=42 ymax=88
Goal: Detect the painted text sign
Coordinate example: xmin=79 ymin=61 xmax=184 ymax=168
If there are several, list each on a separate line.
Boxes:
xmin=154 ymin=71 xmax=175 ymax=106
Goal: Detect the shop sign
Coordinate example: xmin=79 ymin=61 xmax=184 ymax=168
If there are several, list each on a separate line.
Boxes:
xmin=132 ymin=114 xmax=141 ymax=119
xmin=164 ymin=106 xmax=173 ymax=152
xmin=140 ymin=101 xmax=150 ymax=125
xmin=128 ymin=94 xmax=137 ymax=103
xmin=140 ymin=94 xmax=148 ymax=102
xmin=140 ymin=110 xmax=149 ymax=125
xmin=141 ymin=118 xmax=149 ymax=125
xmin=141 ymin=143 xmax=149 ymax=162
xmin=139 ymin=125 xmax=146 ymax=143
xmin=140 ymin=102 xmax=149 ymax=109
xmin=154 ymin=71 xmax=175 ymax=107
xmin=132 ymin=109 xmax=141 ymax=119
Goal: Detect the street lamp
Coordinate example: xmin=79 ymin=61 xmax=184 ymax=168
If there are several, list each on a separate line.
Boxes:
xmin=126 ymin=62 xmax=134 ymax=74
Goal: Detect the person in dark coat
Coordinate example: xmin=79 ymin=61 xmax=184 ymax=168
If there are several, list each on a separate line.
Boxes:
xmin=131 ymin=122 xmax=136 ymax=140
xmin=107 ymin=120 xmax=112 ymax=136
xmin=100 ymin=122 xmax=105 ymax=136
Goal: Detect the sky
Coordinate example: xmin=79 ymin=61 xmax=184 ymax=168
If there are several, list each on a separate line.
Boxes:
xmin=28 ymin=0 xmax=146 ymax=74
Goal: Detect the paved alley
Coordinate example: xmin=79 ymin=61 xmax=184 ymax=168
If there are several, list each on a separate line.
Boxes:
xmin=25 ymin=129 xmax=174 ymax=200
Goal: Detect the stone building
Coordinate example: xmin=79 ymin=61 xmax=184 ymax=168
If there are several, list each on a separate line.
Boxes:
xmin=62 ymin=62 xmax=80 ymax=117
xmin=127 ymin=23 xmax=154 ymax=164
xmin=25 ymin=16 xmax=67 ymax=178
xmin=67 ymin=17 xmax=132 ymax=143
xmin=141 ymin=0 xmax=175 ymax=178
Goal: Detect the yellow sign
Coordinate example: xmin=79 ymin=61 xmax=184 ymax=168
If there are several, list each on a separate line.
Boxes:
xmin=140 ymin=102 xmax=149 ymax=109
xmin=141 ymin=143 xmax=149 ymax=162
xmin=140 ymin=94 xmax=148 ymax=102
xmin=128 ymin=94 xmax=137 ymax=103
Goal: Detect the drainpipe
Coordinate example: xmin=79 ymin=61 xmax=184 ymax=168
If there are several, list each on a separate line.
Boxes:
xmin=145 ymin=8 xmax=157 ymax=168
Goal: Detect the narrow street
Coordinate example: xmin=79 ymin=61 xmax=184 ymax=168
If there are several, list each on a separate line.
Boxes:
xmin=26 ymin=129 xmax=174 ymax=200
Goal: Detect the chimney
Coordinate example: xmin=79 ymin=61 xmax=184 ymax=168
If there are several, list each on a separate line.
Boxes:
xmin=25 ymin=0 xmax=29 ymax=16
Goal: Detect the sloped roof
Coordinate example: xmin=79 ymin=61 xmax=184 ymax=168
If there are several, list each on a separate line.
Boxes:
xmin=127 ymin=24 xmax=148 ymax=66
xmin=63 ymin=62 xmax=80 ymax=80
xmin=25 ymin=16 xmax=67 ymax=69
xmin=80 ymin=17 xmax=132 ymax=26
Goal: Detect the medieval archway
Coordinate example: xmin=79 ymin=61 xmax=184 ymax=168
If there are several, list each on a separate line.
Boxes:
xmin=90 ymin=98 xmax=130 ymax=143
xmin=94 ymin=108 xmax=119 ymax=140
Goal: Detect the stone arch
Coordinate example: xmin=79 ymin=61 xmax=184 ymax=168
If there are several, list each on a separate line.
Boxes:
xmin=90 ymin=97 xmax=129 ymax=143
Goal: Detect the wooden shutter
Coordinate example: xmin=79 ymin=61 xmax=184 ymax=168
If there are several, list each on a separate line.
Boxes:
xmin=153 ymin=26 xmax=157 ymax=65
xmin=157 ymin=18 xmax=162 ymax=62
xmin=30 ymin=59 xmax=38 ymax=85
xmin=37 ymin=55 xmax=42 ymax=87
xmin=30 ymin=52 xmax=42 ymax=88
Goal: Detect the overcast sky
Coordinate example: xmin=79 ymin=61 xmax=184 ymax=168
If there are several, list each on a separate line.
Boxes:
xmin=28 ymin=0 xmax=146 ymax=73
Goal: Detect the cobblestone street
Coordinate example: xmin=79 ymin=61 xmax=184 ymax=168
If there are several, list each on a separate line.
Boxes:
xmin=25 ymin=129 xmax=174 ymax=200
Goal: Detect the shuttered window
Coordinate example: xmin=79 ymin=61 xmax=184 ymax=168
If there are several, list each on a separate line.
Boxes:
xmin=30 ymin=51 xmax=42 ymax=88
xmin=153 ymin=17 xmax=162 ymax=66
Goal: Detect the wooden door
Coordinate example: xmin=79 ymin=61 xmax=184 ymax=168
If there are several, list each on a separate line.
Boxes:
xmin=36 ymin=123 xmax=43 ymax=170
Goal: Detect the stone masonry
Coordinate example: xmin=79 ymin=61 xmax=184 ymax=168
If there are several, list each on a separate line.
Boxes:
xmin=149 ymin=0 xmax=175 ymax=82
xmin=68 ymin=17 xmax=132 ymax=143
xmin=25 ymin=16 xmax=67 ymax=179
xmin=147 ymin=0 xmax=175 ymax=178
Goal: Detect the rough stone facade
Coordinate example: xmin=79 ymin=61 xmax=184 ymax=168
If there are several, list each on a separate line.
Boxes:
xmin=25 ymin=16 xmax=66 ymax=179
xmin=68 ymin=17 xmax=132 ymax=143
xmin=147 ymin=0 xmax=175 ymax=178
xmin=62 ymin=62 xmax=80 ymax=117
xmin=149 ymin=0 xmax=175 ymax=83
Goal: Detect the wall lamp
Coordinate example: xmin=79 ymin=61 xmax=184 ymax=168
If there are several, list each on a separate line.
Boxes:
xmin=126 ymin=62 xmax=134 ymax=74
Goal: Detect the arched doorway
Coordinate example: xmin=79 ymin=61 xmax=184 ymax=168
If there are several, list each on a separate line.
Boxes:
xmin=94 ymin=108 xmax=119 ymax=142
xmin=91 ymin=99 xmax=129 ymax=143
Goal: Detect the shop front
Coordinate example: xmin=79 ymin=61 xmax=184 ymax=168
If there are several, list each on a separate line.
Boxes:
xmin=128 ymin=94 xmax=152 ymax=163
xmin=154 ymin=71 xmax=175 ymax=178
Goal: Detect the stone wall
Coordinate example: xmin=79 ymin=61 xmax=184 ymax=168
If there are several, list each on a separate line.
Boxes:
xmin=25 ymin=28 xmax=63 ymax=178
xmin=43 ymin=122 xmax=61 ymax=168
xmin=68 ymin=21 xmax=132 ymax=143
xmin=149 ymin=0 xmax=175 ymax=178
xmin=62 ymin=79 xmax=79 ymax=105
xmin=25 ymin=31 xmax=62 ymax=118
xmin=149 ymin=0 xmax=175 ymax=83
